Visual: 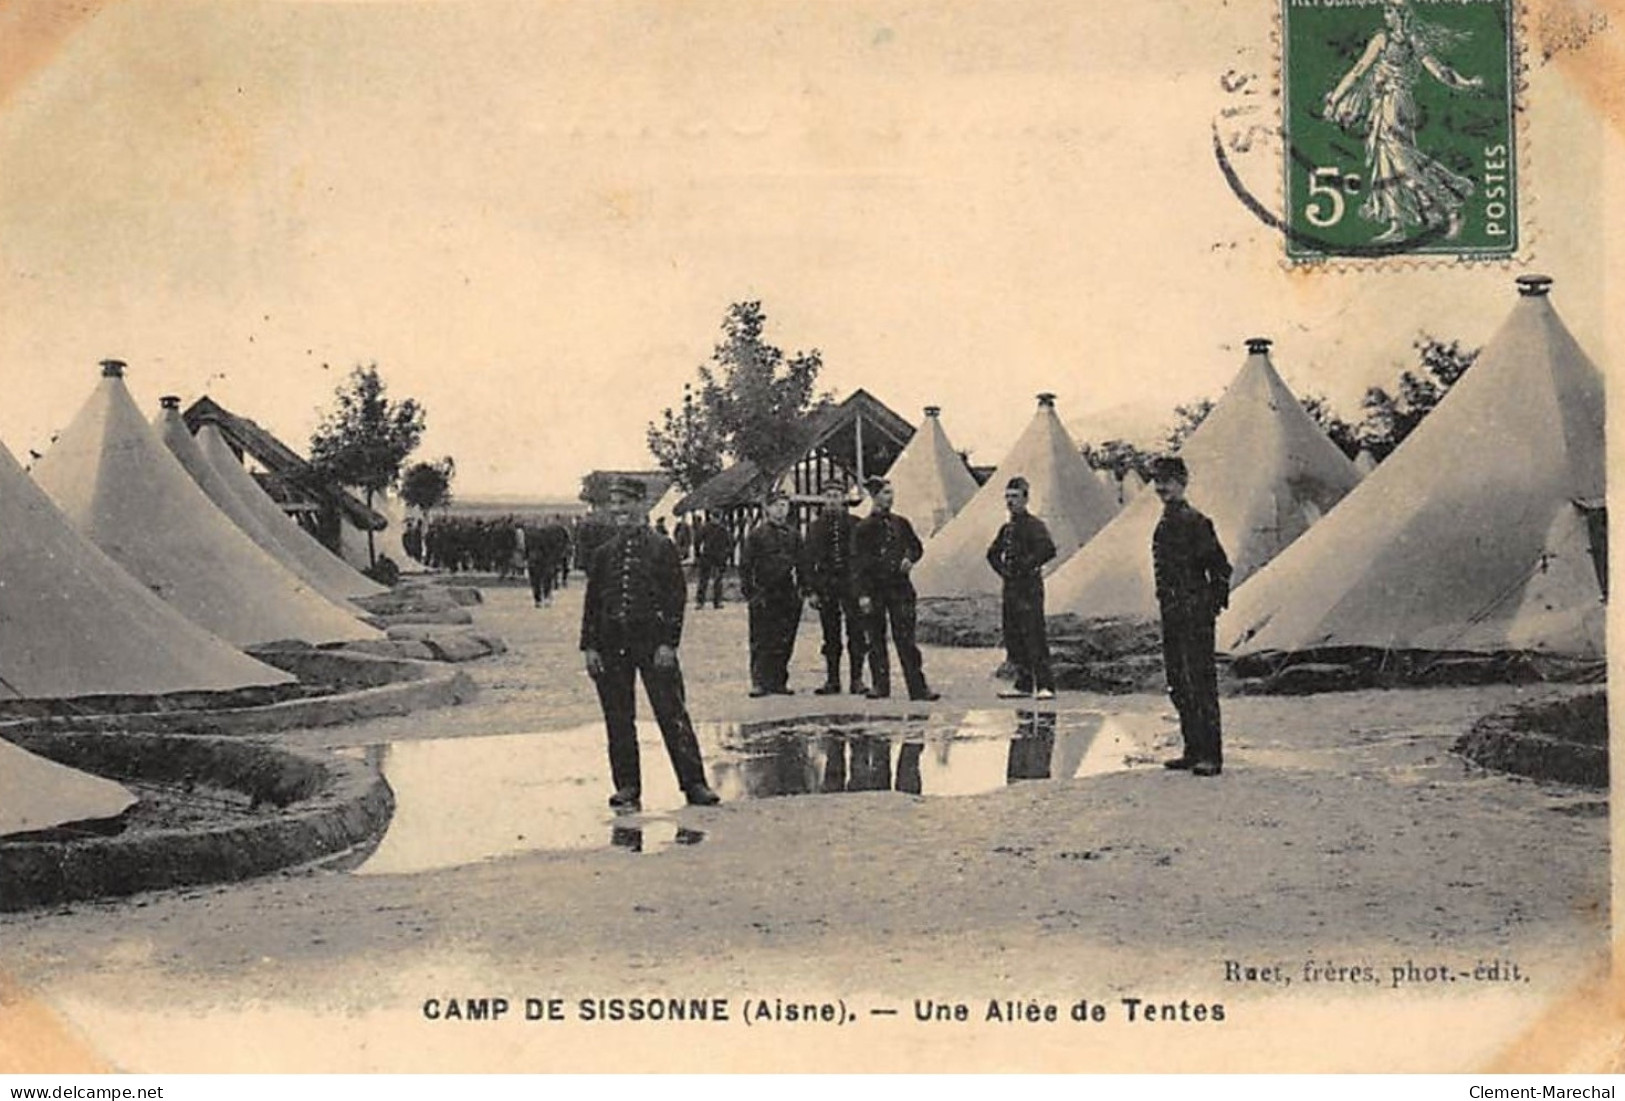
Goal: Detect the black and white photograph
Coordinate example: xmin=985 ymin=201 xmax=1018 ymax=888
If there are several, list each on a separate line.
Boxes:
xmin=0 ymin=0 xmax=1616 ymax=1076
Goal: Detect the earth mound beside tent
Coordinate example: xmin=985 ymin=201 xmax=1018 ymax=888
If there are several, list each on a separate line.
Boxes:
xmin=1454 ymin=691 xmax=1607 ymax=789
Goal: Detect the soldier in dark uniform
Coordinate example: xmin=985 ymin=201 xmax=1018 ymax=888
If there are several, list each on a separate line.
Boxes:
xmin=801 ymin=482 xmax=867 ymax=695
xmin=673 ymin=516 xmax=694 ymax=562
xmin=693 ymin=514 xmax=733 ymax=609
xmin=1150 ymin=456 xmax=1232 ymax=778
xmin=580 ymin=477 xmax=721 ymax=810
xmin=986 ymin=475 xmax=1058 ymax=700
xmin=520 ymin=521 xmax=552 ymax=607
xmin=851 ymin=476 xmax=940 ymax=702
xmin=739 ymin=491 xmax=803 ymax=697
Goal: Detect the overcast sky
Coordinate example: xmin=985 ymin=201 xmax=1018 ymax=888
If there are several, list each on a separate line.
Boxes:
xmin=0 ymin=0 xmax=1614 ymax=497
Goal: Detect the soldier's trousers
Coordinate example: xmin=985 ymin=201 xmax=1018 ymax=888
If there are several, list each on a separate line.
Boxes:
xmin=526 ymin=557 xmax=554 ymax=604
xmin=815 ymin=587 xmax=866 ymax=682
xmin=865 ymin=583 xmax=929 ymax=698
xmin=695 ymin=562 xmax=726 ymax=607
xmin=1160 ymin=611 xmax=1222 ymax=767
xmin=748 ymin=588 xmax=801 ymax=691
xmin=591 ymin=644 xmax=709 ymax=794
xmin=1001 ymin=578 xmax=1055 ymax=692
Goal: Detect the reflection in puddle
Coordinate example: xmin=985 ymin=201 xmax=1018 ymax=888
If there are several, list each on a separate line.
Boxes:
xmin=346 ymin=708 xmax=1172 ymax=875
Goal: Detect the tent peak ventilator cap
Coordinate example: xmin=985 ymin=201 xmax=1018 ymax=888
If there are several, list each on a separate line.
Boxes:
xmin=1516 ymin=274 xmax=1553 ymax=297
xmin=1246 ymin=337 xmax=1273 ymax=354
xmin=100 ymin=359 xmax=126 ymax=378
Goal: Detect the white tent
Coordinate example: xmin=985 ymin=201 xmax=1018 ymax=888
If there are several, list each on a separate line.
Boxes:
xmin=0 ymin=437 xmax=292 ymax=700
xmin=648 ymin=482 xmax=684 ymax=534
xmin=887 ymin=406 xmax=980 ymax=539
xmin=193 ymin=421 xmax=386 ymax=598
xmin=33 ymin=362 xmax=382 ymax=647
xmin=157 ymin=402 xmax=363 ymax=609
xmin=1120 ymin=469 xmax=1146 ymax=502
xmin=1353 ymin=448 xmax=1378 ymax=477
xmin=912 ymin=394 xmax=1117 ymax=597
xmin=1046 ymin=338 xmax=1362 ymax=622
xmin=1221 ymin=276 xmax=1605 ymax=658
xmin=0 ymin=740 xmax=137 ymax=839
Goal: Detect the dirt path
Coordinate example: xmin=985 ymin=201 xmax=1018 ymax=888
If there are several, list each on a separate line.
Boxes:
xmin=0 ymin=583 xmax=1609 ymax=1072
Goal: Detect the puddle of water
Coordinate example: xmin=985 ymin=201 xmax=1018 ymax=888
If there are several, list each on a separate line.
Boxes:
xmin=344 ymin=708 xmax=1174 ymax=875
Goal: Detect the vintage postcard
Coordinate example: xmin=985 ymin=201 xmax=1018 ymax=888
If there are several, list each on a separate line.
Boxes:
xmin=0 ymin=0 xmax=1619 ymax=1077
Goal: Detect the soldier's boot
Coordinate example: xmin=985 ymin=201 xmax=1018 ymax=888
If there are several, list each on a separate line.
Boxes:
xmin=848 ymin=656 xmax=868 ymax=696
xmin=814 ymin=656 xmax=842 ymax=695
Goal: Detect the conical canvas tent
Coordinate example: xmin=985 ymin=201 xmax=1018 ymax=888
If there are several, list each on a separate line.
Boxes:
xmin=1046 ymin=339 xmax=1361 ymax=623
xmin=913 ymin=394 xmax=1117 ymax=597
xmin=157 ymin=401 xmax=363 ymax=609
xmin=887 ymin=406 xmax=980 ymax=539
xmin=648 ymin=483 xmax=683 ymax=533
xmin=0 ymin=740 xmax=136 ymax=839
xmin=33 ymin=362 xmax=382 ymax=647
xmin=0 ymin=438 xmax=293 ymax=699
xmin=193 ymin=421 xmax=386 ymax=599
xmin=1120 ymin=469 xmax=1146 ymax=502
xmin=1221 ymin=276 xmax=1606 ymax=658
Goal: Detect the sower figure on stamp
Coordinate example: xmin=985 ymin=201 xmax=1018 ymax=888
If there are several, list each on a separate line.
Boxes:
xmin=580 ymin=476 xmax=721 ymax=811
xmin=852 ymin=476 xmax=940 ymax=702
xmin=739 ymin=491 xmax=803 ymax=697
xmin=693 ymin=513 xmax=733 ymax=610
xmin=986 ymin=475 xmax=1058 ymax=701
xmin=801 ymin=481 xmax=867 ymax=696
xmin=1151 ymin=457 xmax=1232 ymax=778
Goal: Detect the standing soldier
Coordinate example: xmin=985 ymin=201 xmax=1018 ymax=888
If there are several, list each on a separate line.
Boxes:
xmin=802 ymin=481 xmax=867 ymax=695
xmin=740 ymin=491 xmax=803 ymax=697
xmin=693 ymin=512 xmax=733 ymax=610
xmin=673 ymin=515 xmax=694 ymax=562
xmin=1150 ymin=456 xmax=1232 ymax=778
xmin=580 ymin=477 xmax=720 ymax=810
xmin=851 ymin=476 xmax=940 ymax=702
xmin=986 ymin=476 xmax=1058 ymax=700
xmin=520 ymin=522 xmax=550 ymax=607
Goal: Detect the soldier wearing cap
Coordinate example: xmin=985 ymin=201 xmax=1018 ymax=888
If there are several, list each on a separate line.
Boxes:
xmin=801 ymin=481 xmax=867 ymax=695
xmin=739 ymin=490 xmax=804 ymax=696
xmin=986 ymin=475 xmax=1058 ymax=700
xmin=581 ymin=475 xmax=720 ymax=810
xmin=851 ymin=476 xmax=940 ymax=701
xmin=1150 ymin=456 xmax=1232 ymax=778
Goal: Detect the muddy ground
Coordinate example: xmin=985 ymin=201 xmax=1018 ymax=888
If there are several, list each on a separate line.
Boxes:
xmin=0 ymin=580 xmax=1613 ymax=1074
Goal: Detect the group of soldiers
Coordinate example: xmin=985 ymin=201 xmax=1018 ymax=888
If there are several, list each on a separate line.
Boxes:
xmin=575 ymin=456 xmax=1232 ymax=811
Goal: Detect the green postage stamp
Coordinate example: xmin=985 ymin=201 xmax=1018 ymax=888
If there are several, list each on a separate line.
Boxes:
xmin=1281 ymin=0 xmax=1517 ymax=260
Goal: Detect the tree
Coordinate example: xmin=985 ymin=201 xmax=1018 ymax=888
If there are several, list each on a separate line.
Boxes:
xmin=1164 ymin=398 xmax=1216 ymax=452
xmin=647 ymin=301 xmax=830 ymax=485
xmin=645 ymin=384 xmax=726 ymax=492
xmin=400 ymin=456 xmax=456 ymax=513
xmin=1080 ymin=439 xmax=1155 ymax=479
xmin=1355 ymin=334 xmax=1479 ymax=458
xmin=309 ymin=364 xmax=426 ymax=566
xmin=1301 ymin=394 xmax=1361 ymax=459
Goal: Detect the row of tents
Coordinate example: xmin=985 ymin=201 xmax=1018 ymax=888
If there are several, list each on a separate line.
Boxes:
xmin=856 ymin=275 xmax=1605 ymax=661
xmin=2 ymin=362 xmax=407 ymax=837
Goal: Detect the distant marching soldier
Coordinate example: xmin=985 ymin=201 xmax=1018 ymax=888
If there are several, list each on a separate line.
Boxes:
xmin=739 ymin=491 xmax=803 ymax=697
xmin=851 ymin=476 xmax=940 ymax=702
xmin=801 ymin=481 xmax=867 ymax=695
xmin=1150 ymin=456 xmax=1232 ymax=778
xmin=580 ymin=476 xmax=720 ymax=811
xmin=693 ymin=513 xmax=733 ymax=610
xmin=986 ymin=475 xmax=1058 ymax=700
xmin=519 ymin=522 xmax=550 ymax=607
